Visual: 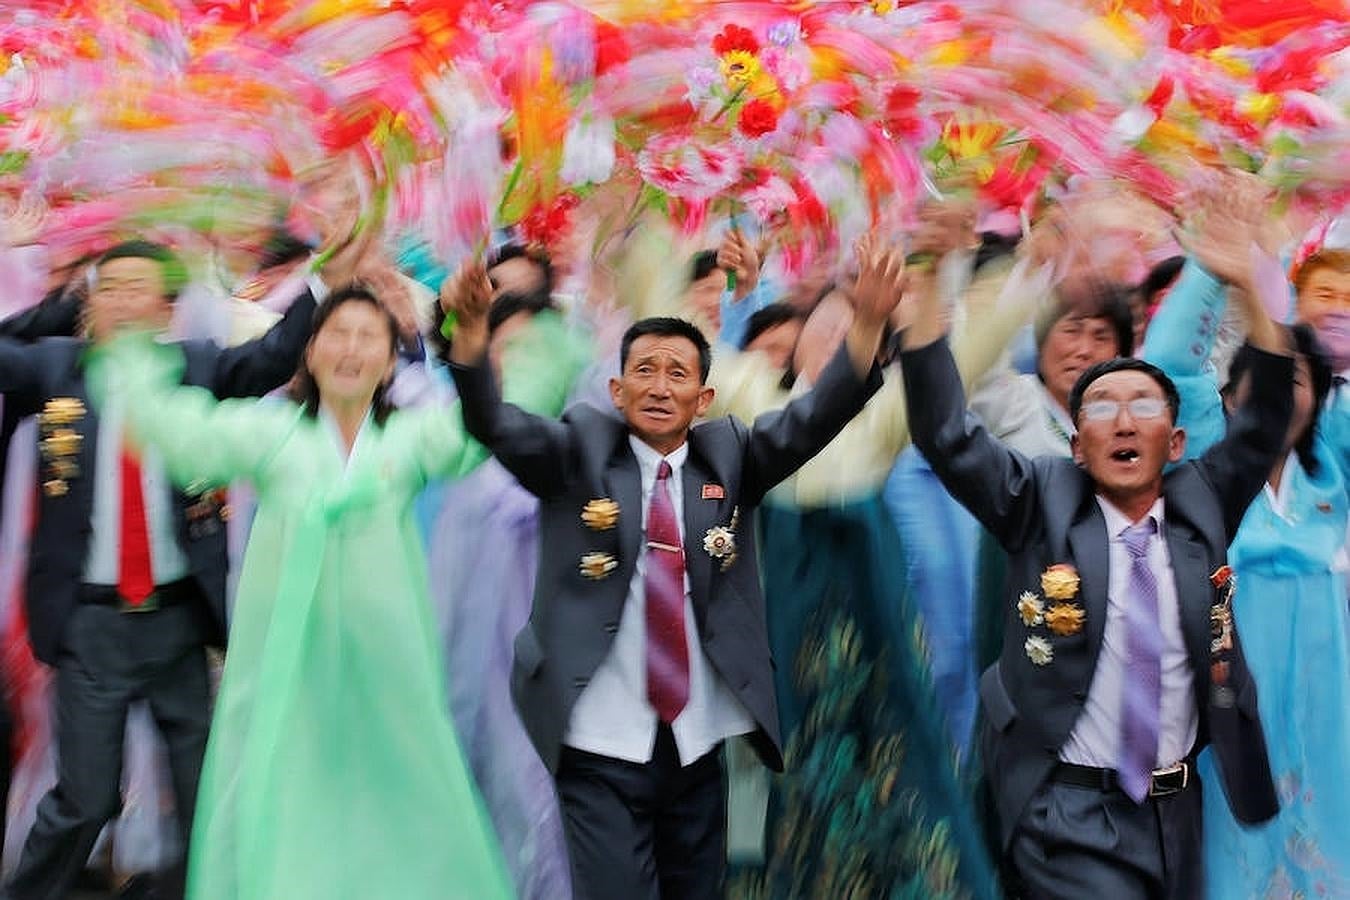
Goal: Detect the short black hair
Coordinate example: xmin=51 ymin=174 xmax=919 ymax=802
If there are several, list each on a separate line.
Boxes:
xmin=1224 ymin=323 xmax=1332 ymax=477
xmin=1036 ymin=282 xmax=1136 ymax=358
xmin=1068 ymin=357 xmax=1180 ymax=424
xmin=96 ymin=240 xmax=188 ymax=301
xmin=620 ymin=317 xmax=712 ymax=382
xmin=488 ymin=242 xmax=554 ymax=294
xmin=740 ymin=303 xmax=803 ymax=351
xmin=689 ymin=250 xmax=721 ymax=285
xmin=1139 ymin=256 xmax=1186 ymax=306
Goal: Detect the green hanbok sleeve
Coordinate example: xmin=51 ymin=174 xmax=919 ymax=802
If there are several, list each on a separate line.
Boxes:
xmin=90 ymin=332 xmax=298 ymax=490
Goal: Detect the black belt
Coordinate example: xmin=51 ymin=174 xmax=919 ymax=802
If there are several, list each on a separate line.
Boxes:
xmin=1052 ymin=759 xmax=1194 ymax=798
xmin=78 ymin=578 xmax=198 ymax=613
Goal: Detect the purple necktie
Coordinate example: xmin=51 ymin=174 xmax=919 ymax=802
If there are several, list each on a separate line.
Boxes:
xmin=1118 ymin=519 xmax=1162 ymax=803
xmin=646 ymin=461 xmax=690 ymax=723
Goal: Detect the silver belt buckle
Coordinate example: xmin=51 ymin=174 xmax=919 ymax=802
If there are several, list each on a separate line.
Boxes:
xmin=1149 ymin=761 xmax=1188 ymax=797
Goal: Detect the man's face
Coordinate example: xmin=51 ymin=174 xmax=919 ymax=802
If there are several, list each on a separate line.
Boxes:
xmin=86 ymin=257 xmax=173 ymax=343
xmin=1296 ymin=265 xmax=1350 ymax=331
xmin=1039 ymin=314 xmax=1121 ymax=411
xmin=684 ymin=270 xmax=727 ymax=334
xmin=1071 ymin=370 xmax=1184 ymax=504
xmin=609 ymin=333 xmax=714 ymax=455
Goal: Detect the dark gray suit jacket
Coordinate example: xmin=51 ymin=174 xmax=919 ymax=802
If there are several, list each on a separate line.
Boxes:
xmin=901 ymin=336 xmax=1290 ymax=848
xmin=451 ymin=343 xmax=882 ymax=773
xmin=0 ymin=291 xmax=317 ymax=664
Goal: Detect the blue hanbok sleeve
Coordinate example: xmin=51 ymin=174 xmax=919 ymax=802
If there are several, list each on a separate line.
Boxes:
xmin=1141 ymin=262 xmax=1229 ymax=458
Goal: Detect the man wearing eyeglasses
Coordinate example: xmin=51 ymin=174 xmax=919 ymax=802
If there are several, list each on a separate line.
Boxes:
xmin=895 ymin=203 xmax=1294 ymax=898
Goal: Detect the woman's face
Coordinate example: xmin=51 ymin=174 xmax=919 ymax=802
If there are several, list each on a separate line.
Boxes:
xmin=305 ymin=300 xmax=396 ymax=408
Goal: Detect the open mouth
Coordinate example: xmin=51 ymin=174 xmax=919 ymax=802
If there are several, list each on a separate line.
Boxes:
xmin=1111 ymin=448 xmax=1140 ymax=462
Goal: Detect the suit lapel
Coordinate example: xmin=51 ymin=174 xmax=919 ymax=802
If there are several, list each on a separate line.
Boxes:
xmin=1162 ymin=511 xmax=1214 ymax=679
xmin=605 ymin=442 xmax=643 ymax=581
xmin=681 ymin=454 xmax=717 ymax=618
xmin=1067 ymin=503 xmax=1112 ymax=655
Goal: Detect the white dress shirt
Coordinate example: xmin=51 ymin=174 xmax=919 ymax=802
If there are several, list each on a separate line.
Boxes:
xmin=564 ymin=436 xmax=756 ymax=766
xmin=84 ymin=388 xmax=189 ymax=588
xmin=1060 ymin=497 xmax=1198 ymax=769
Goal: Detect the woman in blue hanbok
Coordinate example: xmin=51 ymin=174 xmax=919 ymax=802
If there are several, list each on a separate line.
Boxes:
xmin=1145 ymin=257 xmax=1350 ymax=899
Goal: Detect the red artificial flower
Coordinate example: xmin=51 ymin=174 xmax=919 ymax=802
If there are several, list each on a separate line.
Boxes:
xmin=741 ymin=165 xmax=774 ymax=188
xmin=594 ymin=20 xmax=631 ymax=78
xmin=883 ymin=84 xmax=924 ymax=137
xmin=979 ymin=158 xmax=1048 ymax=213
xmin=738 ymin=98 xmax=779 ymax=138
xmin=713 ymin=24 xmax=760 ymax=57
xmin=1143 ymin=75 xmax=1174 ymax=117
xmin=520 ymin=193 xmax=580 ymax=250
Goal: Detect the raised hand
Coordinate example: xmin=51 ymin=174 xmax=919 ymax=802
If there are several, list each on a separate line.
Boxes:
xmin=0 ymin=192 xmax=46 ymax=247
xmin=1175 ymin=171 xmax=1272 ymax=290
xmin=716 ymin=229 xmax=760 ymax=299
xmin=441 ymin=259 xmax=493 ymax=365
xmin=849 ymin=233 xmax=906 ymax=327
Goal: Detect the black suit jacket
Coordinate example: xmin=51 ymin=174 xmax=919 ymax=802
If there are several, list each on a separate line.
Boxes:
xmin=900 ymin=336 xmax=1290 ymax=848
xmin=451 ymin=343 xmax=881 ymax=773
xmin=0 ymin=290 xmax=82 ymax=506
xmin=0 ymin=291 xmax=317 ymax=664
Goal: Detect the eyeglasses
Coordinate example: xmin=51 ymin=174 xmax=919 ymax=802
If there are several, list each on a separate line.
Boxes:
xmin=1078 ymin=397 xmax=1168 ymax=422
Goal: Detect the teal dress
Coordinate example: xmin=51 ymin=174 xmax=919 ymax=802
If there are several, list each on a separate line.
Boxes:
xmin=96 ymin=337 xmax=515 ymax=900
xmin=727 ymin=499 xmax=1001 ymax=900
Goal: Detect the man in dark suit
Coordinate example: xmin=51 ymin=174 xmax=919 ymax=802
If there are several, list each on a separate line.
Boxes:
xmin=0 ymin=238 xmax=339 ymax=900
xmin=897 ymin=213 xmax=1293 ymax=897
xmin=444 ymin=242 xmax=904 ymax=899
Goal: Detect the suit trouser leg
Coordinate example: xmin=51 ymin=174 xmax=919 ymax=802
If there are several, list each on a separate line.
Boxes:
xmin=141 ymin=641 xmax=210 ymax=899
xmin=1008 ymin=778 xmax=1204 ymax=900
xmin=5 ymin=607 xmax=133 ymax=900
xmin=557 ymin=728 xmax=725 ymax=900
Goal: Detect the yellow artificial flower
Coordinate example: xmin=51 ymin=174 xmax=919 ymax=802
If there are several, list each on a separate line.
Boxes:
xmin=720 ymin=50 xmax=762 ymax=89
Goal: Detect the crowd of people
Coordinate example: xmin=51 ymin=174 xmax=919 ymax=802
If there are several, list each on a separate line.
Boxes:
xmin=0 ymin=153 xmax=1347 ymax=900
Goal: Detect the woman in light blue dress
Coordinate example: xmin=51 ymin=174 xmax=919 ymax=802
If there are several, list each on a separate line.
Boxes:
xmin=1146 ymin=263 xmax=1350 ymax=898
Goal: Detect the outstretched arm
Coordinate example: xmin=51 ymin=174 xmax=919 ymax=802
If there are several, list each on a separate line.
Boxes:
xmin=443 ymin=260 xmax=576 ymax=496
xmin=899 ymin=262 xmax=1042 ymax=552
xmin=92 ymin=333 xmax=296 ymax=490
xmin=738 ymin=237 xmax=898 ymax=502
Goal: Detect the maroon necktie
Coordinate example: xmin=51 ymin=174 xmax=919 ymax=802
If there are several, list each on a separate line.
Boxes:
xmin=646 ymin=460 xmax=690 ymax=723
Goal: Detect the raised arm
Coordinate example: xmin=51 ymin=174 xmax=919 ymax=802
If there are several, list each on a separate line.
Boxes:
xmin=201 ymin=287 xmax=318 ymax=399
xmin=443 ymin=259 xmax=576 ymax=496
xmin=899 ymin=260 xmax=1042 ymax=552
xmin=0 ymin=288 xmax=80 ymax=341
xmin=736 ymin=237 xmax=897 ymax=502
xmin=92 ymin=333 xmax=297 ymax=490
xmin=1176 ymin=175 xmax=1296 ymax=538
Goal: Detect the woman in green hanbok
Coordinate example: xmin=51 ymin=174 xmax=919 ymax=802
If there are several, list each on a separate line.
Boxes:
xmin=93 ymin=287 xmax=514 ymax=900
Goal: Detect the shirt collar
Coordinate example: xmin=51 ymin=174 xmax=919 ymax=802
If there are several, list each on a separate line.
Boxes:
xmin=628 ymin=434 xmax=689 ymax=482
xmin=1096 ymin=494 xmax=1166 ymax=539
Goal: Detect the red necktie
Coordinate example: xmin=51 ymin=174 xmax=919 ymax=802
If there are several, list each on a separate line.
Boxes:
xmin=646 ymin=460 xmax=689 ymax=723
xmin=118 ymin=446 xmax=154 ymax=606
